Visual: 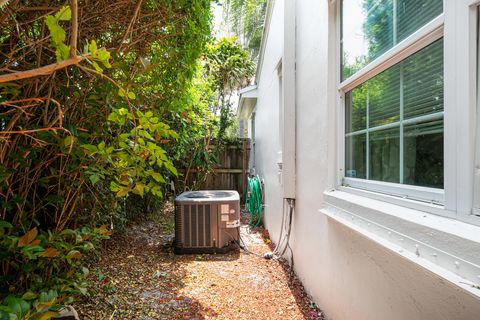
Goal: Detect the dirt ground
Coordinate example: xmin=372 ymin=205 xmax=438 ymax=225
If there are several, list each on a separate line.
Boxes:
xmin=76 ymin=209 xmax=325 ymax=320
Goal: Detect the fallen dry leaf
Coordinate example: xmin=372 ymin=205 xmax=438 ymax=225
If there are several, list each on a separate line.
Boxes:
xmin=75 ymin=202 xmax=325 ymax=320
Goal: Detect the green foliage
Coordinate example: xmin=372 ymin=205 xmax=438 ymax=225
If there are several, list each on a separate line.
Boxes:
xmin=1 ymin=0 xmax=215 ymax=315
xmin=84 ymin=109 xmax=178 ymax=199
xmin=0 ymin=221 xmax=111 ymax=319
xmin=1 ymin=1 xmax=214 ymax=228
xmin=45 ymin=6 xmax=72 ymax=61
xmin=203 ymin=37 xmax=254 ymax=140
xmin=166 ymin=37 xmax=254 ymax=191
xmin=84 ymin=40 xmax=112 ymax=72
xmin=0 ymin=0 xmax=256 ymax=314
xmin=223 ymin=0 xmax=267 ymax=59
xmin=204 ymin=37 xmax=255 ymax=97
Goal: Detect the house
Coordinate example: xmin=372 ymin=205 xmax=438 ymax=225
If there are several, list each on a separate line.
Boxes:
xmin=238 ymin=1 xmax=480 ymax=319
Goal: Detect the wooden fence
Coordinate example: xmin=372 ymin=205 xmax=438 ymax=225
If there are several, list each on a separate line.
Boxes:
xmin=179 ymin=139 xmax=251 ymax=201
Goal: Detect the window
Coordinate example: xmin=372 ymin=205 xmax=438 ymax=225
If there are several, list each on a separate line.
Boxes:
xmin=345 ymin=39 xmax=444 ymax=189
xmin=340 ymin=0 xmax=445 ymax=203
xmin=329 ymin=0 xmax=480 ymax=286
xmin=338 ymin=0 xmax=480 ymax=222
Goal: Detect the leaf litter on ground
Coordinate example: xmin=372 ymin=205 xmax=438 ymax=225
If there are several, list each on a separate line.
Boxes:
xmin=76 ymin=203 xmax=325 ymax=319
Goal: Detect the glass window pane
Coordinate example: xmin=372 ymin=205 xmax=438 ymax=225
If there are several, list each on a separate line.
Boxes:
xmin=346 ymin=134 xmax=366 ymax=179
xmin=397 ymin=0 xmax=444 ymax=43
xmin=369 ymin=127 xmax=400 ymax=183
xmin=403 ymin=39 xmax=444 ymax=120
xmin=404 ymin=119 xmax=443 ymax=188
xmin=341 ymin=0 xmax=443 ymax=80
xmin=342 ymin=0 xmax=393 ymax=80
xmin=345 ymin=86 xmax=367 ymax=133
xmin=368 ymin=65 xmax=400 ymax=128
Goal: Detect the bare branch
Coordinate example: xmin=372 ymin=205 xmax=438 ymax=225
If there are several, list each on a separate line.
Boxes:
xmin=70 ymin=0 xmax=79 ymax=57
xmin=0 ymin=55 xmax=85 ymax=83
xmin=0 ymin=127 xmax=70 ymax=136
xmin=118 ymin=0 xmax=144 ymax=52
xmin=17 ymin=6 xmax=61 ymax=12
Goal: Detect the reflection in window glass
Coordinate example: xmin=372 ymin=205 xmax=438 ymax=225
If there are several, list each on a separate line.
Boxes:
xmin=397 ymin=0 xmax=444 ymax=42
xmin=403 ymin=40 xmax=443 ymax=119
xmin=370 ymin=128 xmax=400 ymax=183
xmin=344 ymin=39 xmax=444 ymax=188
xmin=346 ymin=134 xmax=366 ymax=179
xmin=341 ymin=0 xmax=443 ymax=80
xmin=345 ymin=87 xmax=367 ymax=133
xmin=368 ymin=65 xmax=400 ymax=127
xmin=404 ymin=120 xmax=443 ymax=188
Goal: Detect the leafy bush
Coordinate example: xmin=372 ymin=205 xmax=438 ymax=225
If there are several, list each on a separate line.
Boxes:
xmin=0 ymin=2 xmax=255 ymax=318
xmin=0 ymin=221 xmax=111 ymax=319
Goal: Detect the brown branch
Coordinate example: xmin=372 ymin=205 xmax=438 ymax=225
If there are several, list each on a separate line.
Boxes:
xmin=17 ymin=6 xmax=61 ymax=12
xmin=0 ymin=0 xmax=19 ymax=26
xmin=0 ymin=127 xmax=69 ymax=136
xmin=0 ymin=98 xmax=49 ymax=105
xmin=70 ymin=0 xmax=78 ymax=58
xmin=0 ymin=55 xmax=85 ymax=83
xmin=118 ymin=0 xmax=144 ymax=52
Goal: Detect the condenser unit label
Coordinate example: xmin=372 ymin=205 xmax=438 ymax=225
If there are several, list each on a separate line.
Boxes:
xmin=226 ymin=220 xmax=240 ymax=228
xmin=221 ymin=214 xmax=229 ymax=222
xmin=220 ymin=204 xmax=229 ymax=214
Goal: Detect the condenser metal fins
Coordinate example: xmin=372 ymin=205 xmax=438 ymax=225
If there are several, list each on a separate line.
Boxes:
xmin=198 ymin=205 xmax=204 ymax=247
xmin=174 ymin=205 xmax=183 ymax=248
xmin=174 ymin=191 xmax=240 ymax=254
xmin=205 ymin=204 xmax=211 ymax=247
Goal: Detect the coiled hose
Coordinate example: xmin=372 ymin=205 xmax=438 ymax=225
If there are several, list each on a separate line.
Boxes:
xmin=246 ymin=175 xmax=263 ymax=227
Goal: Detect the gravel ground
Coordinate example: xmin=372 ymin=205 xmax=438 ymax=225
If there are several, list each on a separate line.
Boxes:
xmin=75 ymin=209 xmax=325 ymax=320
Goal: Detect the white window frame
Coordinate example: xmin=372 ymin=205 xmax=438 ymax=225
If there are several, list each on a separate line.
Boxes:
xmin=475 ymin=2 xmax=480 ymax=216
xmin=336 ymin=0 xmax=480 ymax=225
xmin=453 ymin=0 xmax=480 ymax=225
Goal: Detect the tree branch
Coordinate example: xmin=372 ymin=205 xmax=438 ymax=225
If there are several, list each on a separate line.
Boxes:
xmin=17 ymin=6 xmax=60 ymax=12
xmin=0 ymin=55 xmax=85 ymax=83
xmin=70 ymin=0 xmax=79 ymax=57
xmin=118 ymin=0 xmax=143 ymax=52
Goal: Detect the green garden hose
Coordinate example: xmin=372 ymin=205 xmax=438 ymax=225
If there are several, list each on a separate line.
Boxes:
xmin=246 ymin=175 xmax=263 ymax=227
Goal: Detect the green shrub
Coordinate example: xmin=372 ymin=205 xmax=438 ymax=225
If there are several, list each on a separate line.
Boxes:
xmin=0 ymin=221 xmax=110 ymax=319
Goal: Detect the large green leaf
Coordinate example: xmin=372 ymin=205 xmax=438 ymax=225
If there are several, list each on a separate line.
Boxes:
xmin=4 ymin=296 xmax=29 ymax=319
xmin=45 ymin=16 xmax=66 ymax=45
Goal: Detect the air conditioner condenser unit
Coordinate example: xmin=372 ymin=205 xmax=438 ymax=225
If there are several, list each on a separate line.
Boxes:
xmin=174 ymin=190 xmax=240 ymax=254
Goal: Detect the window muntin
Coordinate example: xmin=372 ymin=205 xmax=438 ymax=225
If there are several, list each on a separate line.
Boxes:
xmin=345 ymin=39 xmax=444 ymax=189
xmin=341 ymin=0 xmax=443 ymax=80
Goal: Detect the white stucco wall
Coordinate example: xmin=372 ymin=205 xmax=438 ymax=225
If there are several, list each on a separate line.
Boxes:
xmin=253 ymin=1 xmax=480 ymax=319
xmin=255 ymin=0 xmax=284 ymax=241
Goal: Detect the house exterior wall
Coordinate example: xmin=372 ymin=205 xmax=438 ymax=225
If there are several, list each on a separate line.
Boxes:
xmin=255 ymin=0 xmax=284 ymax=240
xmin=253 ymin=1 xmax=480 ymax=319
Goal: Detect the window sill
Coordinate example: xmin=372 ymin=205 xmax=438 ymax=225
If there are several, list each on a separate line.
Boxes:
xmin=321 ymin=190 xmax=480 ymax=297
xmin=342 ymin=178 xmax=445 ymax=206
